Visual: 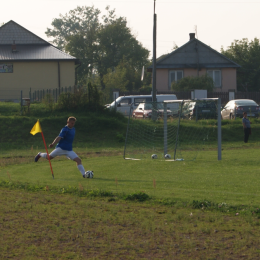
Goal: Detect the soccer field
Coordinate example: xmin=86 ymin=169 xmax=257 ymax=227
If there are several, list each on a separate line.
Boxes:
xmin=1 ymin=146 xmax=260 ymax=207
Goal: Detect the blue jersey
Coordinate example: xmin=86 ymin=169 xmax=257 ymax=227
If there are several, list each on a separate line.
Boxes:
xmin=56 ymin=125 xmax=75 ymax=151
xmin=242 ymin=117 xmax=251 ymax=128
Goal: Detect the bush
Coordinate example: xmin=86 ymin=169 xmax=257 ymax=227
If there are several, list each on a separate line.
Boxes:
xmin=42 ymin=93 xmax=55 ymax=111
xmin=172 ymin=75 xmax=214 ymax=92
xmin=56 ymin=83 xmax=104 ymax=112
xmin=125 ymin=192 xmax=150 ymax=202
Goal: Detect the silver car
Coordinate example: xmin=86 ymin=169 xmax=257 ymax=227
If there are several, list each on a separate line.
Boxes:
xmin=221 ymin=99 xmax=259 ymax=119
xmin=132 ymin=103 xmax=173 ymax=119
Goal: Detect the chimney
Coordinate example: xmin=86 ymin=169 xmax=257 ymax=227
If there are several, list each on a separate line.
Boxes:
xmin=189 ymin=33 xmax=195 ymax=41
xmin=12 ymin=40 xmax=17 ymax=52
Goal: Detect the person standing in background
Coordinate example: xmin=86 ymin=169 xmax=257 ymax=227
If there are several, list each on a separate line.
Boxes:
xmin=242 ymin=112 xmax=251 ymax=143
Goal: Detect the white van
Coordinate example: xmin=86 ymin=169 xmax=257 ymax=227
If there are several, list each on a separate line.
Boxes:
xmin=106 ymin=94 xmax=178 ymax=116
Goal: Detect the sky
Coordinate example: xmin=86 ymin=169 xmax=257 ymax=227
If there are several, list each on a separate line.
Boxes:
xmin=1 ymin=0 xmax=260 ymax=58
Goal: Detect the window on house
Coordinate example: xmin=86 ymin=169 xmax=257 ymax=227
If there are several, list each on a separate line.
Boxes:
xmin=169 ymin=70 xmax=183 ymax=89
xmin=207 ymin=70 xmax=221 ymax=87
xmin=0 ymin=64 xmax=13 ymax=73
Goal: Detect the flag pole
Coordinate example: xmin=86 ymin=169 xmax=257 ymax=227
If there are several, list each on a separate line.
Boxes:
xmin=41 ymin=132 xmax=54 ymax=179
xmin=30 ymin=119 xmax=54 ymax=179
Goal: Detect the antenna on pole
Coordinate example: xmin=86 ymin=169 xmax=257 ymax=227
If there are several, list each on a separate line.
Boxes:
xmin=194 ymin=25 xmax=198 ymax=39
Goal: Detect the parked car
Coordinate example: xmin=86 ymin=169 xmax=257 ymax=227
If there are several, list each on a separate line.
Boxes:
xmin=181 ymin=100 xmax=217 ymax=120
xmin=106 ymin=94 xmax=178 ymax=116
xmin=221 ymin=99 xmax=259 ymax=119
xmin=132 ymin=102 xmax=173 ymax=119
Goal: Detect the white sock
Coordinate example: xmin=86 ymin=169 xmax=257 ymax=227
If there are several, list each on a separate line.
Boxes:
xmin=77 ymin=164 xmax=86 ymax=176
xmin=40 ymin=153 xmax=47 ymax=159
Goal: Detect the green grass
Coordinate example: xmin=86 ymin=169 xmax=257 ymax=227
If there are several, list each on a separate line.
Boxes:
xmin=0 ymin=106 xmax=127 ymax=151
xmin=1 ymin=102 xmax=260 ymax=209
xmin=2 ymin=188 xmax=260 ymax=259
xmin=2 ymin=102 xmax=260 ymax=259
xmin=1 ymin=147 xmax=260 ymax=208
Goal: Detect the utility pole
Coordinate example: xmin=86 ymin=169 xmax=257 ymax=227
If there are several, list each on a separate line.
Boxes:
xmin=152 ymin=0 xmax=157 ymax=102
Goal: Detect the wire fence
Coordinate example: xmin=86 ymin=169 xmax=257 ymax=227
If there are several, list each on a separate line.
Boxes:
xmin=28 ymin=86 xmax=78 ymax=103
xmin=0 ymin=86 xmax=81 ymax=103
xmin=1 ymin=86 xmax=260 ymax=106
xmin=118 ymin=91 xmax=260 ymax=106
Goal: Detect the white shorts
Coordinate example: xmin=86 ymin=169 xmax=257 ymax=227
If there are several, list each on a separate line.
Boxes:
xmin=49 ymin=147 xmax=79 ymax=160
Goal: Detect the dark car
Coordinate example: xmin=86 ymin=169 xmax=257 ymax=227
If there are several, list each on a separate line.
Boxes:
xmin=181 ymin=100 xmax=217 ymax=120
xmin=132 ymin=103 xmax=173 ymax=119
xmin=221 ymin=99 xmax=259 ymax=119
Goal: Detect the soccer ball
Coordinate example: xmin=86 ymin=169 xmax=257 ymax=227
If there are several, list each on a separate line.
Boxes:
xmin=164 ymin=154 xmax=171 ymax=159
xmin=151 ymin=154 xmax=158 ymax=159
xmin=86 ymin=170 xmax=94 ymax=178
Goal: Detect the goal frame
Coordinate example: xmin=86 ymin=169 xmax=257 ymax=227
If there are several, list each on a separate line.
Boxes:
xmin=124 ymin=98 xmax=222 ymax=161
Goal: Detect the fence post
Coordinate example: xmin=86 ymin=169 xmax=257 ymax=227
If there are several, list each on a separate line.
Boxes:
xmin=218 ymin=98 xmax=222 ymax=161
xmin=20 ymin=90 xmax=23 ymax=115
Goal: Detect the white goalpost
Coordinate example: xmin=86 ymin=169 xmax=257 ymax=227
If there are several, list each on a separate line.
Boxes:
xmin=124 ymin=98 xmax=221 ymax=161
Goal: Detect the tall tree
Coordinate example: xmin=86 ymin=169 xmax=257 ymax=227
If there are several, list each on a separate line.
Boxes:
xmin=96 ymin=16 xmax=149 ymax=89
xmin=46 ymin=6 xmax=100 ymax=50
xmin=221 ymin=38 xmax=260 ymax=91
xmin=46 ymin=6 xmax=101 ymax=83
xmin=103 ymin=58 xmax=144 ymax=93
xmin=46 ymin=6 xmax=150 ymax=88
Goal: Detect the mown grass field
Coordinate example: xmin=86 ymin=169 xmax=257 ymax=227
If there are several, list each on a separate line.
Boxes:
xmin=2 ymin=188 xmax=260 ymax=260
xmin=1 ymin=148 xmax=260 ymax=206
xmin=1 ymin=102 xmax=260 ymax=259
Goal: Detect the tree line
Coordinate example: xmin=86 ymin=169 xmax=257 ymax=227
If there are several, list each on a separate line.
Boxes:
xmin=46 ymin=5 xmax=260 ymax=99
xmin=45 ymin=5 xmax=152 ymax=102
xmin=221 ymin=38 xmax=260 ymax=92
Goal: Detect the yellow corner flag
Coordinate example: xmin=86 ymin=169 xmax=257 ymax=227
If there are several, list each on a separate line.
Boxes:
xmin=30 ymin=119 xmax=54 ymax=179
xmin=30 ymin=120 xmax=42 ymax=135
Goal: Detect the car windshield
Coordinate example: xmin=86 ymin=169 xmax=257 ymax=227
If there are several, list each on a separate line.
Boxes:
xmin=144 ymin=103 xmax=164 ymax=109
xmin=235 ymin=100 xmax=258 ymax=106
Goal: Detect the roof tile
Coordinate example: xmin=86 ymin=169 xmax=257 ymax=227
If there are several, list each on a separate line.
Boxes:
xmin=0 ymin=45 xmax=76 ymax=60
xmin=0 ymin=20 xmax=47 ymax=45
xmin=0 ymin=20 xmax=78 ymax=61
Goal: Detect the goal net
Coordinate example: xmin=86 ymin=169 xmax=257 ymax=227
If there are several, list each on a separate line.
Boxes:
xmin=124 ymin=99 xmax=221 ymax=161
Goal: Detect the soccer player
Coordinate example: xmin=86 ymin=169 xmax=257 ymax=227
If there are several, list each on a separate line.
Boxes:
xmin=34 ymin=116 xmax=90 ymax=178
